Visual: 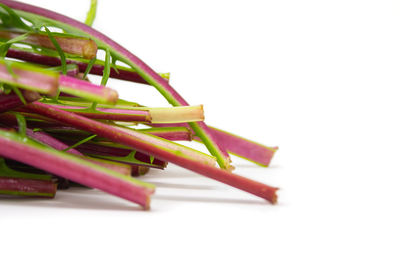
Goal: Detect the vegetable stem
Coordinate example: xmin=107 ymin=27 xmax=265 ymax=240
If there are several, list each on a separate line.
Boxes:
xmin=0 ymin=129 xmax=155 ymax=209
xmin=26 ymin=102 xmax=278 ymax=203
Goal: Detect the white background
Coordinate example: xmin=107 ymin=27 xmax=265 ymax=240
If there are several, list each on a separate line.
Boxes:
xmin=1 ymin=0 xmax=400 ymax=266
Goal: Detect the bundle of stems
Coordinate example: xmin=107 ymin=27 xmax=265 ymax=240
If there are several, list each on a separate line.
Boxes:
xmin=0 ymin=0 xmax=278 ymax=209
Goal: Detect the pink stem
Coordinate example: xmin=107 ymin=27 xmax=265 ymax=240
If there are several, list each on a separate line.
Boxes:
xmin=59 ymin=75 xmax=118 ymax=104
xmin=0 ymin=176 xmax=56 ymax=197
xmin=150 ymin=123 xmax=278 ymax=167
xmin=43 ymin=104 xmax=151 ymax=122
xmin=0 ymin=90 xmax=40 ymax=113
xmin=26 ymin=102 xmax=278 ymax=203
xmin=6 ymin=48 xmax=151 ymax=84
xmin=0 ymin=133 xmax=154 ymax=208
xmin=25 ymin=128 xmax=83 ymax=155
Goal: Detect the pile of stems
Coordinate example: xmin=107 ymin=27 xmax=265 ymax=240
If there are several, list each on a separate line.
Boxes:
xmin=0 ymin=0 xmax=279 ymax=209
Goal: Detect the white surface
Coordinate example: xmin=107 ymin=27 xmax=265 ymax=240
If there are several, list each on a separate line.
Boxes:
xmin=1 ymin=0 xmax=400 ymax=266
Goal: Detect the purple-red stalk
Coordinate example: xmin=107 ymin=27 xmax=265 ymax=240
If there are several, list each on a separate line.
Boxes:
xmin=26 ymin=102 xmax=278 ymax=203
xmin=150 ymin=123 xmax=278 ymax=167
xmin=44 ymin=104 xmax=151 ymax=122
xmin=0 ymin=130 xmax=155 ymax=208
xmin=82 ymin=156 xmax=132 ymax=176
xmin=59 ymin=75 xmax=118 ymax=104
xmin=25 ymin=127 xmax=83 ymax=155
xmin=6 ymin=48 xmax=151 ymax=84
xmin=0 ymin=176 xmax=56 ymax=197
xmin=0 ymin=90 xmax=40 ymax=113
xmin=25 ymin=128 xmax=132 ymax=175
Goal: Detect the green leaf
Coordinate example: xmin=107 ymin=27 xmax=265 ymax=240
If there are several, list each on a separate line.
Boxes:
xmin=0 ymin=32 xmax=30 ymax=58
xmin=44 ymin=26 xmax=67 ymax=75
xmin=0 ymin=158 xmax=52 ymax=180
xmin=101 ymin=48 xmax=110 ymax=86
xmin=62 ymin=134 xmax=97 ymax=152
xmin=15 ymin=113 xmax=27 ymax=137
xmin=0 ymin=3 xmax=32 ymax=31
xmin=84 ymin=0 xmax=97 ymax=27
xmin=47 ymin=63 xmax=78 ymax=73
xmin=83 ymin=56 xmax=96 ymax=79
xmin=11 ymin=86 xmax=26 ymax=105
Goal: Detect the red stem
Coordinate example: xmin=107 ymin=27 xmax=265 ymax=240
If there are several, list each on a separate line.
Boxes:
xmin=0 ymin=90 xmax=40 ymax=113
xmin=6 ymin=48 xmax=150 ymax=84
xmin=0 ymin=133 xmax=154 ymax=208
xmin=26 ymin=102 xmax=278 ymax=203
xmin=150 ymin=123 xmax=278 ymax=167
xmin=0 ymin=176 xmax=56 ymax=197
xmin=33 ymin=105 xmax=152 ymax=122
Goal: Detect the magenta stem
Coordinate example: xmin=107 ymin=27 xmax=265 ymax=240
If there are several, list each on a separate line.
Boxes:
xmin=26 ymin=102 xmax=278 ymax=203
xmin=0 ymin=176 xmax=56 ymax=197
xmin=25 ymin=128 xmax=83 ymax=156
xmin=6 ymin=48 xmax=151 ymax=84
xmin=150 ymin=123 xmax=278 ymax=167
xmin=0 ymin=90 xmax=40 ymax=113
xmin=43 ymin=104 xmax=151 ymax=122
xmin=0 ymin=132 xmax=154 ymax=208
